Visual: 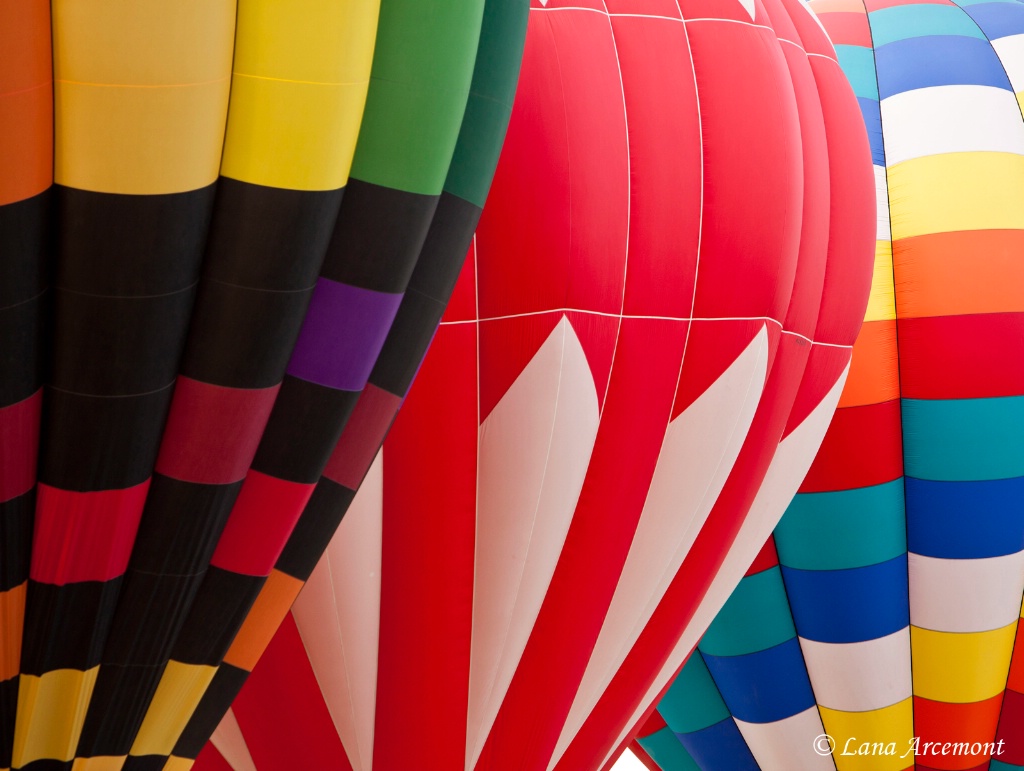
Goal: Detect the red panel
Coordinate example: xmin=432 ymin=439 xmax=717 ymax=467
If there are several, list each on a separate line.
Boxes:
xmin=477 ymin=312 xmax=563 ymax=421
xmin=746 ymin=536 xmax=779 ymax=576
xmin=210 ymin=471 xmax=315 ymax=576
xmin=1007 ymin=625 xmax=1024 ymax=693
xmin=155 ymin=377 xmax=280 ymax=485
xmin=913 ymin=694 xmax=1004 ymax=771
xmin=812 ymin=11 xmax=871 ymax=46
xmin=784 ymin=343 xmax=852 ymax=436
xmin=783 ymin=0 xmax=838 ymax=57
xmin=374 ymin=322 xmax=479 ymax=771
xmin=605 ymin=0 xmax=682 ymax=15
xmin=995 ymin=687 xmax=1024 ymax=765
xmin=322 ymin=383 xmax=403 ymax=491
xmin=478 ymin=318 xmax=688 ymax=771
xmin=637 ymin=709 xmax=667 ymax=738
xmin=0 ymin=390 xmax=41 ymax=503
xmin=474 ymin=8 xmax=629 ymax=321
xmin=443 ymin=240 xmax=477 ymax=323
xmin=192 ymin=743 xmax=233 ymax=771
xmin=799 ymin=400 xmax=904 ymax=492
xmin=232 ymin=614 xmax=352 ymax=771
xmin=679 ymin=0 xmax=762 ymax=23
xmin=31 ymin=480 xmax=150 ymax=584
xmin=674 ymin=320 xmax=771 ymax=417
xmin=897 ymin=313 xmax=1024 ymax=400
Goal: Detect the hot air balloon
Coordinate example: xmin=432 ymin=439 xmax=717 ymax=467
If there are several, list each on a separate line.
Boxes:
xmin=632 ymin=0 xmax=1024 ymax=768
xmin=190 ymin=0 xmax=876 ymax=769
xmin=0 ymin=0 xmax=527 ymax=768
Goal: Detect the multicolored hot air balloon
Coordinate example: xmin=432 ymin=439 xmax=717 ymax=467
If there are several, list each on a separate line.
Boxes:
xmin=192 ymin=0 xmax=876 ymax=769
xmin=0 ymin=0 xmax=527 ymax=768
xmin=632 ymin=0 xmax=1024 ymax=768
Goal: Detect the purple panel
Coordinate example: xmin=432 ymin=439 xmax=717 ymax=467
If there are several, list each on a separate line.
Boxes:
xmin=286 ymin=278 xmax=403 ymax=391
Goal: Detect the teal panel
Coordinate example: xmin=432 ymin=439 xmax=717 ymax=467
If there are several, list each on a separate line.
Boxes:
xmin=658 ymin=654 xmax=730 ymax=734
xmin=775 ymin=480 xmax=907 ymax=571
xmin=901 ymin=396 xmax=1024 ymax=482
xmin=835 ymin=45 xmax=879 ymax=100
xmin=637 ymin=728 xmax=701 ymax=771
xmin=989 ymin=761 xmax=1024 ymax=771
xmin=868 ymin=4 xmax=988 ymax=46
xmin=698 ymin=567 xmax=796 ymax=657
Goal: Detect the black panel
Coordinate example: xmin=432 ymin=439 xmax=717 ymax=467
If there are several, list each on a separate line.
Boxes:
xmin=320 ymin=178 xmax=438 ymax=294
xmin=0 ymin=292 xmax=47 ymax=406
xmin=101 ymin=572 xmax=207 ymax=666
xmin=38 ymin=386 xmax=173 ymax=491
xmin=172 ymin=664 xmax=249 ymax=758
xmin=0 ymin=675 xmax=16 ymax=769
xmin=171 ymin=569 xmax=265 ymax=666
xmin=54 ymin=184 xmax=215 ymax=296
xmin=122 ymin=755 xmax=170 ymax=771
xmin=276 ymin=478 xmax=356 ymax=581
xmin=250 ymin=376 xmax=359 ymax=484
xmin=178 ymin=279 xmax=315 ymax=389
xmin=369 ymin=191 xmax=481 ymax=396
xmin=0 ymin=188 xmax=51 ymax=308
xmin=127 ymin=475 xmax=242 ymax=575
xmin=0 ymin=489 xmax=34 ymax=592
xmin=50 ymin=285 xmax=196 ymax=396
xmin=203 ymin=178 xmax=343 ymax=290
xmin=76 ymin=663 xmax=165 ymax=757
xmin=21 ymin=578 xmax=123 ymax=674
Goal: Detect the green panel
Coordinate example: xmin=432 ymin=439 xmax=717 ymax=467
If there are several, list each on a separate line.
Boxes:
xmin=351 ymin=0 xmax=486 ymax=194
xmin=775 ymin=480 xmax=907 ymax=571
xmin=444 ymin=0 xmax=529 ymax=207
xmin=868 ymin=4 xmax=988 ymax=46
xmin=658 ymin=654 xmax=729 ymax=733
xmin=835 ymin=45 xmax=879 ymax=101
xmin=698 ymin=567 xmax=796 ymax=657
xmin=637 ymin=728 xmax=701 ymax=771
xmin=902 ymin=396 xmax=1024 ymax=482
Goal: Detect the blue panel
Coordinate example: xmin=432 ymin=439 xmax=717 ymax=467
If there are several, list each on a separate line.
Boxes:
xmin=906 ymin=476 xmax=1024 ymax=559
xmin=637 ymin=727 xmax=701 ymax=771
xmin=782 ymin=555 xmax=910 ymax=644
xmin=901 ymin=396 xmax=1024 ymax=482
xmin=700 ymin=639 xmax=815 ymax=724
xmin=858 ymin=97 xmax=885 ymax=166
xmin=869 ymin=4 xmax=988 ymax=47
xmin=676 ymin=717 xmax=760 ymax=771
xmin=836 ymin=45 xmax=879 ymax=100
xmin=874 ymin=36 xmax=1013 ymax=99
xmin=962 ymin=2 xmax=1024 ymax=38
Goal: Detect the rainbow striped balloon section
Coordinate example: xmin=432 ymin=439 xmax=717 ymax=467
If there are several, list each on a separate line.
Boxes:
xmin=631 ymin=0 xmax=1024 ymax=769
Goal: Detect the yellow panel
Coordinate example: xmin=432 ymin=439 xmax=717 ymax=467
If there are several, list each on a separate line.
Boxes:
xmin=163 ymin=756 xmax=195 ymax=771
xmin=52 ymin=0 xmax=234 ymax=85
xmin=820 ymin=697 xmax=914 ymax=771
xmin=55 ymin=79 xmax=229 ymax=194
xmin=887 ymin=152 xmax=1024 ymax=241
xmin=911 ymin=622 xmax=1017 ymax=703
xmin=72 ymin=756 xmax=126 ymax=771
xmin=233 ymin=0 xmax=379 ymax=84
xmin=130 ymin=662 xmax=217 ymax=756
xmin=220 ymin=76 xmax=368 ymax=191
xmin=12 ymin=667 xmax=99 ymax=766
xmin=863 ymin=240 xmax=896 ymax=323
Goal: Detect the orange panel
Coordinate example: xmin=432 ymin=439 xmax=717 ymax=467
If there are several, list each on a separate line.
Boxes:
xmin=0 ymin=583 xmax=26 ymax=681
xmin=912 ymin=694 xmax=1004 ymax=771
xmin=809 ymin=0 xmax=866 ymax=15
xmin=893 ymin=230 xmax=1024 ymax=319
xmin=838 ymin=319 xmax=899 ymax=408
xmin=222 ymin=570 xmax=304 ymax=672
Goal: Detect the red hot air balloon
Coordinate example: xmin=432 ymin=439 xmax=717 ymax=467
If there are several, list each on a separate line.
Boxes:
xmin=195 ymin=0 xmax=876 ymax=769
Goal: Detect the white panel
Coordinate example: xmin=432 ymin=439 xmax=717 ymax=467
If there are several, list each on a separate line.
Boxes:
xmin=209 ymin=708 xmax=258 ymax=771
xmin=909 ymin=550 xmax=1024 ymax=633
xmin=993 ymin=34 xmax=1024 ymax=93
xmin=292 ymin=452 xmax=384 ymax=771
xmin=874 ymin=164 xmax=890 ymax=242
xmin=467 ymin=316 xmax=601 ymax=770
xmin=800 ymin=628 xmax=912 ymax=713
xmin=590 ymin=362 xmax=851 ymax=771
xmin=880 ymin=86 xmax=1024 ymax=166
xmin=736 ymin=708 xmax=835 ymax=771
xmin=548 ymin=326 xmax=771 ymax=769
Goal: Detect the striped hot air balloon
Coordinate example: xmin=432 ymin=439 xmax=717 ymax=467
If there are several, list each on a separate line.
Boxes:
xmin=632 ymin=0 xmax=1024 ymax=768
xmin=192 ymin=0 xmax=876 ymax=769
xmin=0 ymin=0 xmax=529 ymax=768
